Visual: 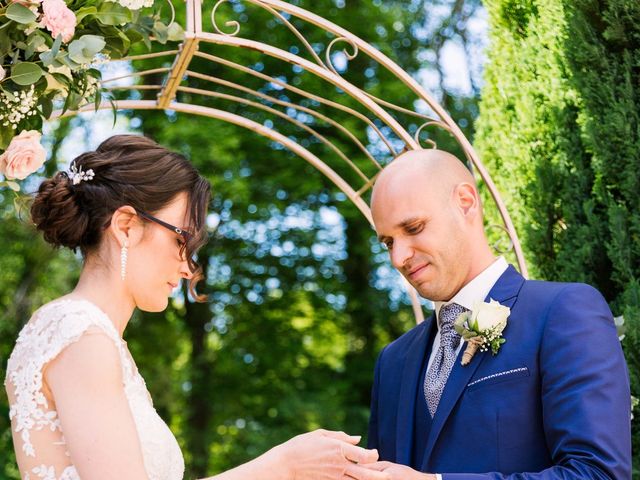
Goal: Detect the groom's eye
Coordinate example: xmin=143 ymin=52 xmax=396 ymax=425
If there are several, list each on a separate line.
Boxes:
xmin=406 ymin=223 xmax=424 ymax=235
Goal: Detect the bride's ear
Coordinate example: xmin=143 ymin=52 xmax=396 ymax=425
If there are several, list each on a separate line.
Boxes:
xmin=108 ymin=206 xmax=142 ymax=247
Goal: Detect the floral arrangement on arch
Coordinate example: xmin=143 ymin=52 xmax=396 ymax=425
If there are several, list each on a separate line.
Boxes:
xmin=0 ymin=0 xmax=183 ymax=192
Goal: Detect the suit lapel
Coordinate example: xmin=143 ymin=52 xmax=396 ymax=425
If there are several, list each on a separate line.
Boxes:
xmin=395 ymin=313 xmax=437 ymax=465
xmin=421 ymin=265 xmax=525 ymax=468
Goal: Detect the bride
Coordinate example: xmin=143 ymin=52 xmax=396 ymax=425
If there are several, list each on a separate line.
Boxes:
xmin=4 ymin=135 xmax=379 ymax=480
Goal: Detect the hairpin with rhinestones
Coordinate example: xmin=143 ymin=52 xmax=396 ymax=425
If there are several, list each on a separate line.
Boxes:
xmin=69 ymin=162 xmax=95 ymax=185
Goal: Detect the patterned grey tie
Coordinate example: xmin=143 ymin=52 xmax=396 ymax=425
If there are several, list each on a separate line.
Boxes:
xmin=424 ymin=303 xmax=466 ymax=417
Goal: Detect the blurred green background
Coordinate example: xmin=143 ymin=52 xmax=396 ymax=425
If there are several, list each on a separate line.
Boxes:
xmin=1 ymin=0 xmax=638 ymax=478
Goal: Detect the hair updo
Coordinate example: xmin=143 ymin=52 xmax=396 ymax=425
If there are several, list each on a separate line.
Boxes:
xmin=31 ymin=134 xmax=211 ymax=300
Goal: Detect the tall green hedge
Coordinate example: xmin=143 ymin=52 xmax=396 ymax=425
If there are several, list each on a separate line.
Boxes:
xmin=474 ymin=0 xmax=639 ymax=472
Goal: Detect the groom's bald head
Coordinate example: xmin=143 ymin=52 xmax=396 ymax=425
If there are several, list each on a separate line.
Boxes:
xmin=371 ymin=149 xmax=494 ymax=301
xmin=373 ymin=149 xmax=476 ymax=199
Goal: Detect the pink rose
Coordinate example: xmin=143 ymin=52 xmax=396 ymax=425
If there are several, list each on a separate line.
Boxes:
xmin=41 ymin=0 xmax=76 ymax=43
xmin=0 ymin=130 xmax=47 ymax=180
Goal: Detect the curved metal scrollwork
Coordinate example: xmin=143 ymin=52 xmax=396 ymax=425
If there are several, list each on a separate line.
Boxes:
xmin=325 ymin=37 xmax=358 ymax=76
xmin=211 ymin=0 xmax=241 ymax=36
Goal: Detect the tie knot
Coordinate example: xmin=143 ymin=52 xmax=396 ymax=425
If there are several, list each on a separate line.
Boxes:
xmin=438 ymin=303 xmax=466 ymax=340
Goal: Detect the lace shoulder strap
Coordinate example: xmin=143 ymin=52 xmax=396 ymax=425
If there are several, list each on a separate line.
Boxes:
xmin=5 ymin=299 xmax=123 ymax=458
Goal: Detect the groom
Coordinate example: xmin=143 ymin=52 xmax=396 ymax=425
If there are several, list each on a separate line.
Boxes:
xmin=356 ymin=150 xmax=631 ymax=479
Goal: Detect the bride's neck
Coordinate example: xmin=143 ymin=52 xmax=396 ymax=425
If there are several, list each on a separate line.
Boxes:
xmin=70 ymin=263 xmax=136 ymax=337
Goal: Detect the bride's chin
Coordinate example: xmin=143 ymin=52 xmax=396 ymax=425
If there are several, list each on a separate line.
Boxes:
xmin=137 ymin=297 xmax=169 ymax=313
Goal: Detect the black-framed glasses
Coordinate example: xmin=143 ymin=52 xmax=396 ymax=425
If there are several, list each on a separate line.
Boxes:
xmin=135 ymin=209 xmax=192 ymax=242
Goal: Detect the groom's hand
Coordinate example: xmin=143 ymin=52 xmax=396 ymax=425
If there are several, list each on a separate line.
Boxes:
xmin=344 ymin=461 xmax=436 ymax=480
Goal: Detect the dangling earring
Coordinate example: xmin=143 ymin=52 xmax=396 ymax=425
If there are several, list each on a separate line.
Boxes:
xmin=121 ymin=240 xmax=128 ymax=281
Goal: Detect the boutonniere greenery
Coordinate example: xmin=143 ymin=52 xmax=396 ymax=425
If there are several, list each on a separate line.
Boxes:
xmin=454 ymin=299 xmax=510 ymax=366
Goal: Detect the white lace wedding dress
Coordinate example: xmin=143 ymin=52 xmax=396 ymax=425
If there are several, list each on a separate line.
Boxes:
xmin=4 ymin=298 xmax=185 ymax=480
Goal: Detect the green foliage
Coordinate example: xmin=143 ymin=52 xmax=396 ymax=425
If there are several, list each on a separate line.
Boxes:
xmin=475 ymin=0 xmax=639 ymax=472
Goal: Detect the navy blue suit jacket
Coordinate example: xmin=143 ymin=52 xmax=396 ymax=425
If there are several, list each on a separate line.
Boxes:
xmin=367 ymin=266 xmax=631 ymax=479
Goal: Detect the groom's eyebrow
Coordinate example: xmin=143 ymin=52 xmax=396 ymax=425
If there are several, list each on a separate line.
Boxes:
xmin=398 ymin=217 xmax=422 ymax=229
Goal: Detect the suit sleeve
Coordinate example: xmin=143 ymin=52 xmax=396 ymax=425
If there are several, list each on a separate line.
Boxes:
xmin=367 ymin=346 xmax=385 ymax=450
xmin=442 ymin=283 xmax=631 ymax=480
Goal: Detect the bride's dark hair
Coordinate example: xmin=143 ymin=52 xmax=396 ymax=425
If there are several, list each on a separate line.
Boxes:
xmin=31 ymin=134 xmax=211 ymax=301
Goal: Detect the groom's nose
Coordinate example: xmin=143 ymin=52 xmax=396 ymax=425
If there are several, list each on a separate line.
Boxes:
xmin=390 ymin=239 xmax=414 ymax=271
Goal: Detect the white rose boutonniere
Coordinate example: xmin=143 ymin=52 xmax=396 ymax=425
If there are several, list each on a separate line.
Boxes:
xmin=454 ymin=299 xmax=510 ymax=366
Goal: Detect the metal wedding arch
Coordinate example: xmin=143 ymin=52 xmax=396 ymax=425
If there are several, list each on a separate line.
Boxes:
xmin=54 ymin=0 xmax=527 ymax=323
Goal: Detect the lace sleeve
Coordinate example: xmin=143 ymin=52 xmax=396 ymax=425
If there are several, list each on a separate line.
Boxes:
xmin=5 ymin=299 xmax=123 ymax=459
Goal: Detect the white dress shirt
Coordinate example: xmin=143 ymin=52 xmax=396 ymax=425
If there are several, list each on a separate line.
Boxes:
xmin=428 ymin=256 xmax=508 ymax=480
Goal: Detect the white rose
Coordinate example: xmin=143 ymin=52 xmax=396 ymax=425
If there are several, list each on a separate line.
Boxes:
xmin=470 ymin=299 xmax=510 ymax=333
xmin=0 ymin=66 xmax=5 ymax=82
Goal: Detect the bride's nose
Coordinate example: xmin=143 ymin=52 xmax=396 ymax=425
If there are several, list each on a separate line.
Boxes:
xmin=179 ymin=259 xmax=194 ymax=280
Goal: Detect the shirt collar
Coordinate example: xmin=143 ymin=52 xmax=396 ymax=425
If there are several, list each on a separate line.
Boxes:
xmin=434 ymin=256 xmax=509 ymax=325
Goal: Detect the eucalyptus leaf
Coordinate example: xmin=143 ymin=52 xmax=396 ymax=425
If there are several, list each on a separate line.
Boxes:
xmin=51 ymin=34 xmax=63 ymax=58
xmin=64 ymin=89 xmax=83 ymax=112
xmin=6 ymin=3 xmax=37 ymax=24
xmin=95 ymin=2 xmax=132 ymax=26
xmin=0 ymin=127 xmax=12 ymax=150
xmin=0 ymin=30 xmax=12 ymax=57
xmin=167 ymin=22 xmax=185 ymax=42
xmin=40 ymin=35 xmax=63 ymax=66
xmin=25 ymin=35 xmax=45 ymax=60
xmin=39 ymin=50 xmax=55 ymax=66
xmin=94 ymin=87 xmax=102 ymax=111
xmin=101 ymin=28 xmax=131 ymax=58
xmin=124 ymin=28 xmax=143 ymax=45
xmin=40 ymin=95 xmax=53 ymax=118
xmin=6 ymin=181 xmax=20 ymax=192
xmin=153 ymin=21 xmax=168 ymax=44
xmin=10 ymin=62 xmax=43 ymax=86
xmin=51 ymin=72 xmax=71 ymax=87
xmin=461 ymin=331 xmax=479 ymax=340
xmin=60 ymin=53 xmax=82 ymax=70
xmin=1 ymin=87 xmax=18 ymax=102
xmin=74 ymin=6 xmax=98 ymax=23
xmin=68 ymin=35 xmax=106 ymax=64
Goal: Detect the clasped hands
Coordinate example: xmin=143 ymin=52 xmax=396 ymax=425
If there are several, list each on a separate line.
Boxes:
xmin=278 ymin=430 xmax=435 ymax=480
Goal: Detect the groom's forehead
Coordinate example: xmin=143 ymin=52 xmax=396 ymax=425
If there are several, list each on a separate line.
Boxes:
xmin=373 ymin=184 xmax=436 ymax=216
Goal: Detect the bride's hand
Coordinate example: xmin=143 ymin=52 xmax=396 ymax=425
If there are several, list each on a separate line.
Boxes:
xmin=275 ymin=429 xmax=379 ymax=480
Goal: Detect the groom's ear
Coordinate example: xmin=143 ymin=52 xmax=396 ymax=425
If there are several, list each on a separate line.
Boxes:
xmin=454 ymin=182 xmax=480 ymax=220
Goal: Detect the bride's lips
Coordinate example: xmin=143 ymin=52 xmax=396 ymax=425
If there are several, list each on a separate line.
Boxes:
xmin=408 ymin=263 xmax=429 ymax=280
xmin=168 ymin=282 xmax=178 ymax=289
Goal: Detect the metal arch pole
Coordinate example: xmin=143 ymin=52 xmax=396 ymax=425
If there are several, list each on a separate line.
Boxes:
xmin=194 ymin=33 xmax=419 ymax=150
xmin=158 ymin=0 xmax=200 ymax=110
xmin=250 ymin=0 xmax=528 ymax=278
xmin=50 ymin=100 xmax=372 ymax=222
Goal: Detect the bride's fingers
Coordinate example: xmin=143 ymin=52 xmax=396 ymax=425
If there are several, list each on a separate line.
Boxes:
xmin=343 ymin=463 xmax=390 ymax=480
xmin=321 ymin=429 xmax=362 ymax=445
xmin=342 ymin=443 xmax=379 ymax=464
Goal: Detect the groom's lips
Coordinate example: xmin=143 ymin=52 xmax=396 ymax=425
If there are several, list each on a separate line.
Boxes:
xmin=408 ymin=263 xmax=429 ymax=280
